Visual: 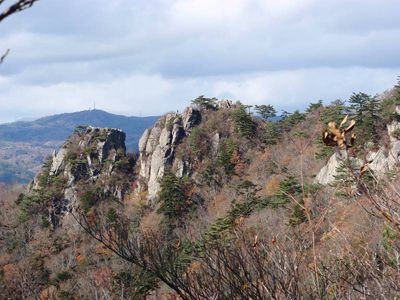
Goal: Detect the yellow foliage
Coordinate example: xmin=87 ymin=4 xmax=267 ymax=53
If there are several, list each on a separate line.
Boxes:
xmin=264 ymin=176 xmax=281 ymax=196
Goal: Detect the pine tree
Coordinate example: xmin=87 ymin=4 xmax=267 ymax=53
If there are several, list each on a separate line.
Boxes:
xmin=348 ymin=92 xmax=381 ymax=143
xmin=157 ymin=170 xmax=187 ymax=219
xmin=263 ymin=122 xmax=279 ymax=145
xmin=254 ymin=104 xmax=277 ymax=121
xmin=191 ymin=95 xmax=217 ymax=109
xmin=348 ymin=92 xmax=370 ymax=119
xmin=232 ymin=104 xmax=256 ymax=137
xmin=306 ymin=100 xmax=323 ymax=113
xmin=320 ymin=99 xmax=347 ymax=124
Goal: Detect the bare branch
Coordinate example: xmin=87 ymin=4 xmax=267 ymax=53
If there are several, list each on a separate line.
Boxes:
xmin=0 ymin=0 xmax=39 ymax=23
xmin=0 ymin=48 xmax=10 ymax=64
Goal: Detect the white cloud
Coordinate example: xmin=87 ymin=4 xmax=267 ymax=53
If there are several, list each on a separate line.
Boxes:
xmin=0 ymin=0 xmax=399 ymax=122
xmin=0 ymin=67 xmax=398 ymax=123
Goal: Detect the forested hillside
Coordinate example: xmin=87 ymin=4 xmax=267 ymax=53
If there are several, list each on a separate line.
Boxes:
xmin=1 ymin=84 xmax=400 ymax=299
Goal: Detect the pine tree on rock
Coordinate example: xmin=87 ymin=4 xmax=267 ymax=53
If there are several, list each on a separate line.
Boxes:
xmin=157 ymin=170 xmax=187 ymax=220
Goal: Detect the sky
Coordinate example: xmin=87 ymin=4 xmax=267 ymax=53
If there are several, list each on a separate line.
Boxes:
xmin=0 ymin=0 xmax=399 ymax=123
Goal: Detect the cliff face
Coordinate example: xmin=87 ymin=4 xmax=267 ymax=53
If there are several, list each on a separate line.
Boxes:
xmin=136 ymin=100 xmax=237 ymax=202
xmin=28 ymin=126 xmax=134 ymax=227
xmin=137 ymin=106 xmax=202 ymax=201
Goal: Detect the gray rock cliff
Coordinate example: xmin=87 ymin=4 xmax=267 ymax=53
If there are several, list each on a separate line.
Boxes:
xmin=28 ymin=126 xmax=134 ymax=227
xmin=137 ymin=106 xmax=202 ymax=201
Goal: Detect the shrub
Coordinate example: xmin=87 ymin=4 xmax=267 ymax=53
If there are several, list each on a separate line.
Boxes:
xmin=16 ymin=193 xmax=48 ymax=222
xmin=315 ymin=136 xmax=334 ymax=159
xmin=275 ymin=176 xmax=302 ymax=202
xmin=106 ymin=208 xmax=118 ymax=224
xmin=74 ymin=125 xmax=88 ymax=135
xmin=380 ymin=97 xmax=400 ymax=123
xmin=289 ymin=203 xmax=307 ymax=226
xmin=273 ymin=176 xmax=307 ymax=226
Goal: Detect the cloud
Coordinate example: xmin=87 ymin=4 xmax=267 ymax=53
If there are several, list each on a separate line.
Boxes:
xmin=0 ymin=0 xmax=399 ymax=122
xmin=0 ymin=66 xmax=398 ymax=123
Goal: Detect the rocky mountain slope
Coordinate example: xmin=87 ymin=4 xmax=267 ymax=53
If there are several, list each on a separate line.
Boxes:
xmin=25 ymin=126 xmax=135 ymax=228
xmin=0 ymin=109 xmax=158 ymax=183
xmin=1 ymin=91 xmax=400 ymax=299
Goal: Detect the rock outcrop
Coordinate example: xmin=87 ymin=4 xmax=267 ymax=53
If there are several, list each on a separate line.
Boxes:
xmin=314 ymin=151 xmax=348 ymax=185
xmin=28 ymin=126 xmax=134 ymax=227
xmin=137 ymin=106 xmax=202 ymax=201
xmin=315 ymin=107 xmax=400 ymax=185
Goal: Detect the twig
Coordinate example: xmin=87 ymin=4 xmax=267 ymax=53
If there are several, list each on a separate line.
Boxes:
xmin=0 ymin=0 xmax=39 ymax=23
xmin=0 ymin=48 xmax=10 ymax=64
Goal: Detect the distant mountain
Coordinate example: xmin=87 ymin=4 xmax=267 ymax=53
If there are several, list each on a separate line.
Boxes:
xmin=0 ymin=109 xmax=159 ymax=183
xmin=0 ymin=109 xmax=159 ymax=150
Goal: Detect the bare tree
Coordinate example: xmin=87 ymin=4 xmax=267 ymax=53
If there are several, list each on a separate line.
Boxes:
xmin=77 ymin=208 xmax=400 ymax=299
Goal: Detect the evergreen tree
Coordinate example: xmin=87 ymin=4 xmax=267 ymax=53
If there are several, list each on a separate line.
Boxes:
xmin=320 ymin=99 xmax=347 ymax=124
xmin=263 ymin=122 xmax=279 ymax=145
xmin=191 ymin=95 xmax=217 ymax=109
xmin=232 ymin=104 xmax=256 ymax=137
xmin=217 ymin=139 xmax=237 ymax=175
xmin=306 ymin=100 xmax=323 ymax=113
xmin=348 ymin=92 xmax=381 ymax=143
xmin=279 ymin=110 xmax=305 ymax=131
xmin=348 ymin=92 xmax=370 ymax=119
xmin=254 ymin=104 xmax=277 ymax=121
xmin=157 ymin=170 xmax=187 ymax=219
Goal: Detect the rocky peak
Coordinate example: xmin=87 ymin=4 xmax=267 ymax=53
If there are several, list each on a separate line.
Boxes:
xmin=46 ymin=127 xmax=126 ymax=183
xmin=137 ymin=106 xmax=202 ymax=201
xmin=136 ymin=100 xmax=238 ymax=202
xmin=28 ymin=126 xmax=134 ymax=227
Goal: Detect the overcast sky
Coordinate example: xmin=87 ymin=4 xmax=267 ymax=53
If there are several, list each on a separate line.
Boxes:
xmin=0 ymin=0 xmax=399 ymax=123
